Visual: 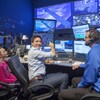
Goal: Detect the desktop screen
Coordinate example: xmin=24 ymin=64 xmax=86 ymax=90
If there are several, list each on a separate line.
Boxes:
xmin=55 ymin=40 xmax=73 ymax=53
xmin=33 ymin=33 xmax=53 ymax=47
xmin=26 ymin=45 xmax=31 ymax=50
xmin=34 ymin=18 xmax=56 ymax=33
xmin=42 ymin=46 xmax=51 ymax=52
xmin=72 ymin=24 xmax=89 ymax=39
xmin=14 ymin=45 xmax=26 ymax=54
xmin=74 ymin=40 xmax=91 ymax=54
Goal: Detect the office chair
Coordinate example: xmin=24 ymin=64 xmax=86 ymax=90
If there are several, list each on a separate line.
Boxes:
xmin=0 ymin=81 xmax=21 ymax=100
xmin=81 ymin=93 xmax=100 ymax=100
xmin=0 ymin=82 xmax=10 ymax=97
xmin=8 ymin=54 xmax=54 ymax=100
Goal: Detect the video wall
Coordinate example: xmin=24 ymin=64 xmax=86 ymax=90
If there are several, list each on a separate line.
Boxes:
xmin=34 ymin=0 xmax=100 ymax=58
xmin=34 ymin=0 xmax=99 ymax=29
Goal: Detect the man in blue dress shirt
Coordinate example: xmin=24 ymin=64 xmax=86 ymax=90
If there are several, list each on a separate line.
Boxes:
xmin=59 ymin=29 xmax=100 ymax=100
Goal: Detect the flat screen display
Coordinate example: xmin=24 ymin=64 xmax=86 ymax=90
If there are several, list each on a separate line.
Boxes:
xmin=74 ymin=40 xmax=91 ymax=54
xmin=26 ymin=45 xmax=31 ymax=50
xmin=34 ymin=2 xmax=72 ymax=29
xmin=73 ymin=14 xmax=100 ymax=26
xmin=55 ymin=40 xmax=73 ymax=53
xmin=97 ymin=28 xmax=100 ymax=32
xmin=33 ymin=33 xmax=53 ymax=47
xmin=34 ymin=18 xmax=56 ymax=33
xmin=72 ymin=24 xmax=89 ymax=39
xmin=73 ymin=0 xmax=98 ymax=15
xmin=42 ymin=46 xmax=51 ymax=52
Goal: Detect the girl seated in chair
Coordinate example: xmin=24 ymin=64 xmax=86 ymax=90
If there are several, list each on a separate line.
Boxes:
xmin=0 ymin=47 xmax=17 ymax=85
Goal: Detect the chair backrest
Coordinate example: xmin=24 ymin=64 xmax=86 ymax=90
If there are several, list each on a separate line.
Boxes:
xmin=8 ymin=55 xmax=29 ymax=94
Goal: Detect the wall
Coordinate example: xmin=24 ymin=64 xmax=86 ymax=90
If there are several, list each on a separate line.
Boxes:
xmin=0 ymin=0 xmax=33 ymax=44
xmin=33 ymin=0 xmax=81 ymax=8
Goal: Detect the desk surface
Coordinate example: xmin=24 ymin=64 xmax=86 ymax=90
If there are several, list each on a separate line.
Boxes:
xmin=20 ymin=57 xmax=84 ymax=66
xmin=54 ymin=61 xmax=84 ymax=67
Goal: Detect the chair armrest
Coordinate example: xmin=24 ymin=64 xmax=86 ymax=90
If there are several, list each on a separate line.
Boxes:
xmin=28 ymin=83 xmax=54 ymax=100
xmin=81 ymin=93 xmax=100 ymax=100
xmin=9 ymin=82 xmax=21 ymax=88
xmin=0 ymin=82 xmax=10 ymax=97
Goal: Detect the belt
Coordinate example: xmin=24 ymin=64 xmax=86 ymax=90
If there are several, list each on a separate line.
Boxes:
xmin=29 ymin=75 xmax=43 ymax=83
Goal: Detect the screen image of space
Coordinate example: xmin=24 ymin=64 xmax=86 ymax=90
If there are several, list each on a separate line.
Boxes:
xmin=35 ymin=2 xmax=72 ymax=29
xmin=73 ymin=14 xmax=100 ymax=26
xmin=73 ymin=0 xmax=98 ymax=15
xmin=34 ymin=19 xmax=56 ymax=33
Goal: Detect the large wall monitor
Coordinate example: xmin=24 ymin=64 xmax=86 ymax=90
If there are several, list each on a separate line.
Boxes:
xmin=73 ymin=0 xmax=98 ymax=15
xmin=34 ymin=2 xmax=72 ymax=29
xmin=73 ymin=14 xmax=100 ymax=26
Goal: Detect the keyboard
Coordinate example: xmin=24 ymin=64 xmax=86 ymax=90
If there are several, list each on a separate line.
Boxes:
xmin=54 ymin=60 xmax=84 ymax=67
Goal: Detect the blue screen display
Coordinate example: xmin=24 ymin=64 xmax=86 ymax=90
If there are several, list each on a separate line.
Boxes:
xmin=34 ymin=18 xmax=56 ymax=33
xmin=73 ymin=0 xmax=98 ymax=15
xmin=55 ymin=40 xmax=73 ymax=52
xmin=97 ymin=28 xmax=100 ymax=31
xmin=72 ymin=25 xmax=89 ymax=39
xmin=74 ymin=40 xmax=91 ymax=54
xmin=35 ymin=2 xmax=72 ymax=29
xmin=33 ymin=33 xmax=53 ymax=47
xmin=73 ymin=14 xmax=100 ymax=26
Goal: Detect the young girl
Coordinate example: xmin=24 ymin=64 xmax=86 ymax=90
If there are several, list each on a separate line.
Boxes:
xmin=0 ymin=47 xmax=17 ymax=84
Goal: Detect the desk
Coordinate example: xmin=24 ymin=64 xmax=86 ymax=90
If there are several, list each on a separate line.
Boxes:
xmin=20 ymin=57 xmax=84 ymax=85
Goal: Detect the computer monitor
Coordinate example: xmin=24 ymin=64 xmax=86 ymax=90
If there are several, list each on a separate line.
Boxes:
xmin=72 ymin=24 xmax=89 ymax=39
xmin=26 ymin=45 xmax=31 ymax=50
xmin=33 ymin=33 xmax=53 ymax=47
xmin=42 ymin=46 xmax=51 ymax=52
xmin=34 ymin=18 xmax=56 ymax=33
xmin=55 ymin=40 xmax=73 ymax=53
xmin=74 ymin=40 xmax=91 ymax=54
xmin=74 ymin=40 xmax=91 ymax=61
xmin=14 ymin=45 xmax=26 ymax=55
xmin=97 ymin=28 xmax=100 ymax=32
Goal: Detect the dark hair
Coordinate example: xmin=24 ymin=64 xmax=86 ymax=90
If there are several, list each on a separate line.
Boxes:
xmin=31 ymin=35 xmax=42 ymax=43
xmin=86 ymin=29 xmax=95 ymax=38
xmin=91 ymin=30 xmax=100 ymax=42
